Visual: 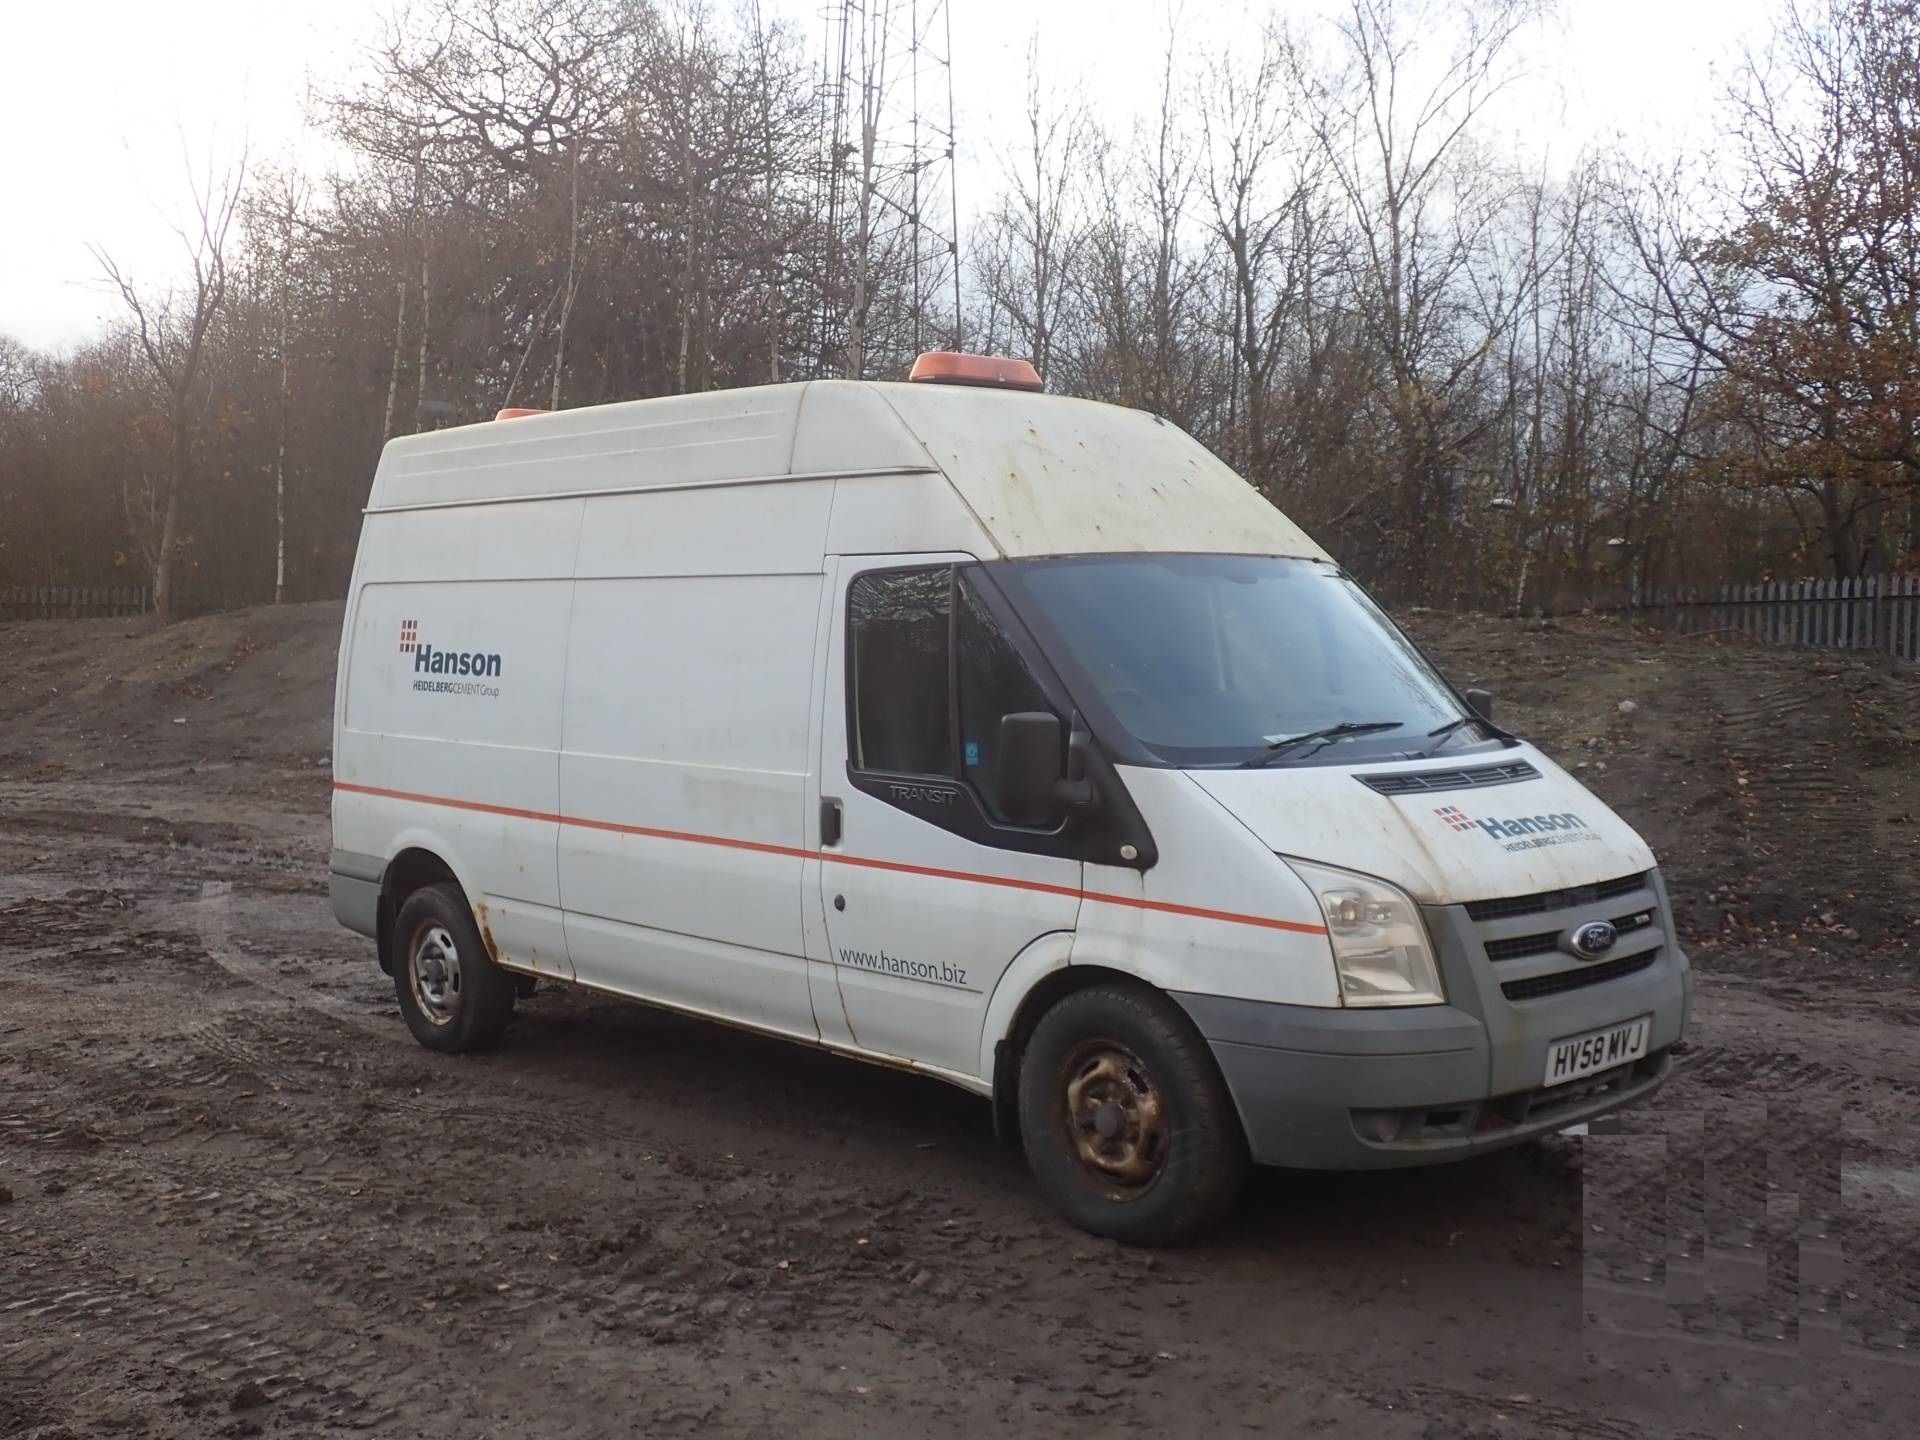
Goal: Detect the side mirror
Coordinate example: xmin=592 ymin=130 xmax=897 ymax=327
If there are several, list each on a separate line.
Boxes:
xmin=996 ymin=712 xmax=1065 ymax=826
xmin=1464 ymin=687 xmax=1495 ymax=721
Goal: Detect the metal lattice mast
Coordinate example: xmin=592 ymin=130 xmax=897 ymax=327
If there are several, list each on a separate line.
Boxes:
xmin=816 ymin=0 xmax=961 ymax=377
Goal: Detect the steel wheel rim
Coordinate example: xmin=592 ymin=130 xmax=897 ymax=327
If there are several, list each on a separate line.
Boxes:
xmin=1061 ymin=1040 xmax=1167 ymax=1190
xmin=409 ymin=924 xmax=462 ymax=1026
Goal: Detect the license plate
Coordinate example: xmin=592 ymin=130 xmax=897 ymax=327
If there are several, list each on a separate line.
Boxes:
xmin=1543 ymin=1015 xmax=1650 ymax=1088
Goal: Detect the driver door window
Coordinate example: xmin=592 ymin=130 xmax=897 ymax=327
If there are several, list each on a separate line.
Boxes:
xmin=956 ymin=573 xmax=1057 ymax=822
xmin=848 ymin=566 xmax=953 ymax=776
xmin=845 ymin=565 xmax=1060 ymax=826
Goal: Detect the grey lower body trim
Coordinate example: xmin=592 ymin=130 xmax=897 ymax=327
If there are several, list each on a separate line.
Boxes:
xmin=330 ymin=850 xmax=383 ymax=938
xmin=1173 ymin=943 xmax=1690 ymax=1170
xmin=330 ymin=849 xmax=385 ymax=884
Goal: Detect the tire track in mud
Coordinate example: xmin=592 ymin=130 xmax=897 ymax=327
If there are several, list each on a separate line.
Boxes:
xmin=1676 ymin=1042 xmax=1920 ymax=1105
xmin=1592 ymin=1041 xmax=1920 ymax=1356
xmin=0 ymin=1201 xmax=397 ymax=1431
xmin=4 ymin=886 xmax=970 ymax=1350
xmin=0 ymin=1076 xmax=666 ymax=1434
xmin=0 ymin=1045 xmax=1058 ymax=1440
xmin=1690 ymin=649 xmax=1917 ymax=957
xmin=177 ymin=881 xmax=1062 ymax=1362
xmin=172 ymin=1013 xmax=323 ymax=1094
xmin=0 ymin=1105 xmax=107 ymax=1152
xmin=0 ymin=1088 xmax=397 ymax=1266
xmin=0 ymin=891 xmax=603 ymax=1424
xmin=192 ymin=880 xmax=392 ymax=1037
xmin=1709 ymin=664 xmax=1862 ymax=861
xmin=150 ymin=1017 xmax=305 ymax=1092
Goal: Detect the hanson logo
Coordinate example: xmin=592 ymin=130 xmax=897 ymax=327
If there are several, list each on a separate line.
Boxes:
xmin=400 ymin=621 xmax=503 ymax=678
xmin=1435 ymin=804 xmax=1594 ymax=849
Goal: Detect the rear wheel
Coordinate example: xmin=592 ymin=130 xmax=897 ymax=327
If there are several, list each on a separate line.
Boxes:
xmin=392 ymin=883 xmax=515 ymax=1053
xmin=1017 ymin=981 xmax=1247 ymax=1245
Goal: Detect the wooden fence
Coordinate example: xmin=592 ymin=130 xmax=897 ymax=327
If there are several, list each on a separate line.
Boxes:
xmin=1625 ymin=575 xmax=1920 ymax=661
xmin=0 ymin=585 xmax=150 ymax=621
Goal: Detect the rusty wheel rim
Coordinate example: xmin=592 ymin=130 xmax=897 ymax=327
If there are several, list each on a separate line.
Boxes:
xmin=1061 ymin=1040 xmax=1166 ymax=1190
xmin=408 ymin=923 xmax=462 ymax=1027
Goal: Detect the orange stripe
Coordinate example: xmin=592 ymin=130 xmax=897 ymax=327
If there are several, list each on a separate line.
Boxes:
xmin=332 ymin=780 xmax=1326 ymax=937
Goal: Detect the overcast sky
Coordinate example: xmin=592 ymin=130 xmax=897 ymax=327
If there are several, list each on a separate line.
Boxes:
xmin=2 ymin=0 xmax=1766 ymax=352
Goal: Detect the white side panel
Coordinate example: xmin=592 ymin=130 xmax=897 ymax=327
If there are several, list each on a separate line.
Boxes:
xmin=335 ymin=500 xmax=581 ymax=978
xmin=573 ymin=476 xmax=837 ymax=578
xmin=1070 ymin=766 xmax=1339 ymax=1008
xmin=351 ymin=499 xmax=586 ymax=583
xmin=558 ymin=483 xmax=831 ymax=1036
xmin=823 ymin=472 xmax=995 ymax=558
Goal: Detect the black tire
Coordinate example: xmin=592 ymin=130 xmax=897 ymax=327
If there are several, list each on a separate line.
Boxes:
xmin=391 ymin=882 xmax=516 ymax=1053
xmin=1017 ymin=982 xmax=1247 ymax=1245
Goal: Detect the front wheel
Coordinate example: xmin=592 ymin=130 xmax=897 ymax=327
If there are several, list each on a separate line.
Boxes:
xmin=392 ymin=883 xmax=516 ymax=1053
xmin=1016 ymin=982 xmax=1247 ymax=1245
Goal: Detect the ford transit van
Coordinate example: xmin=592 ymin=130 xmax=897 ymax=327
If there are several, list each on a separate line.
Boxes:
xmin=330 ymin=351 xmax=1691 ymax=1243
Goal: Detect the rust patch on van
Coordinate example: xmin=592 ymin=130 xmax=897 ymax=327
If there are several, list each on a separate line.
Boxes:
xmin=472 ymin=900 xmax=503 ymax=966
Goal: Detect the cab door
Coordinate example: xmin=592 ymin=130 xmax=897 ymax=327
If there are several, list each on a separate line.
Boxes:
xmin=814 ymin=556 xmax=1082 ymax=1079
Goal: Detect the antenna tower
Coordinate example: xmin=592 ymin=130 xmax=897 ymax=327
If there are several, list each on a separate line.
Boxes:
xmin=815 ymin=0 xmax=962 ymax=378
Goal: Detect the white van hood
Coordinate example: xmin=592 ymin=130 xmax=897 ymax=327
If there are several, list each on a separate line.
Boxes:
xmin=1187 ymin=745 xmax=1656 ymax=906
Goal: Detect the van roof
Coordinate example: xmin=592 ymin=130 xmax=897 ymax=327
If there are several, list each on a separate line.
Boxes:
xmin=367 ymin=380 xmax=1327 ymax=561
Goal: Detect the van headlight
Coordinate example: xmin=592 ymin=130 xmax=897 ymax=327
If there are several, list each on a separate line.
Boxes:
xmin=1286 ymin=860 xmax=1445 ymax=1007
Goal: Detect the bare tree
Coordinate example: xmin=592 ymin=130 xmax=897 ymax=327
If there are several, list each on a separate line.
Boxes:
xmin=11 ymin=0 xmax=1897 ymax=617
xmin=1068 ymin=19 xmax=1210 ymax=428
xmin=973 ymin=41 xmax=1091 ymax=382
xmin=1630 ymin=0 xmax=1920 ymax=576
xmin=91 ymin=153 xmax=247 ymax=622
xmin=250 ymin=168 xmax=312 ymax=603
xmin=1199 ymin=18 xmax=1327 ymax=485
xmin=1301 ymin=0 xmax=1538 ymax=596
xmin=337 ymin=0 xmax=626 ymax=410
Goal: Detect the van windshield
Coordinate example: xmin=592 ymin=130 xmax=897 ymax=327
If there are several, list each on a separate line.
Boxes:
xmin=997 ymin=554 xmax=1493 ymax=767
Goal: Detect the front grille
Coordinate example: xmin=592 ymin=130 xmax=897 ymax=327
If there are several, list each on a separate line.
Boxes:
xmin=1358 ymin=760 xmax=1540 ymax=796
xmin=1485 ymin=929 xmax=1560 ymax=962
xmin=1465 ymin=871 xmax=1649 ymax=922
xmin=1483 ymin=906 xmax=1658 ymax=963
xmin=1500 ymin=949 xmax=1659 ymax=1001
xmin=1460 ymin=872 xmax=1667 ymax=1004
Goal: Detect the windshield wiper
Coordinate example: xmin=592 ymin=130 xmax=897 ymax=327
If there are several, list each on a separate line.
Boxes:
xmin=1242 ymin=721 xmax=1403 ymax=768
xmin=1426 ymin=714 xmax=1513 ymax=750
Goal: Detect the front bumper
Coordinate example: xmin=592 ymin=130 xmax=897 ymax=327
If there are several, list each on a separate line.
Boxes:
xmin=1172 ymin=874 xmax=1693 ymax=1169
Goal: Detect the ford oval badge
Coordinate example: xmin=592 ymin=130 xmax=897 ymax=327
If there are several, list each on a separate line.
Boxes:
xmin=1568 ymin=920 xmax=1618 ymax=960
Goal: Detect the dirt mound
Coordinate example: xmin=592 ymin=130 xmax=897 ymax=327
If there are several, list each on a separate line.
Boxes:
xmin=0 ymin=600 xmax=342 ymax=781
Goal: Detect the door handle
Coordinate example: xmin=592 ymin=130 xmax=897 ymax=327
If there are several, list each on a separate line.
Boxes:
xmin=820 ymin=797 xmax=843 ymax=848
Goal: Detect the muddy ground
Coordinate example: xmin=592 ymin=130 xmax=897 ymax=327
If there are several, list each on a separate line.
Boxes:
xmin=2 ymin=601 xmax=1916 ymax=1438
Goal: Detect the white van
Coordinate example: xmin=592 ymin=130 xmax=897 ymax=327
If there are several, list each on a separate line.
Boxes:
xmin=330 ymin=351 xmax=1690 ymax=1243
